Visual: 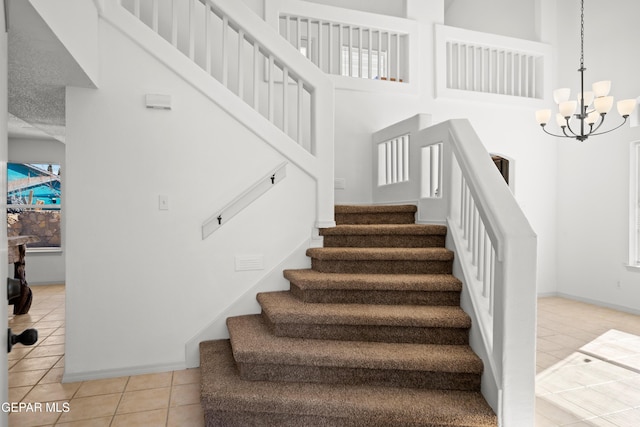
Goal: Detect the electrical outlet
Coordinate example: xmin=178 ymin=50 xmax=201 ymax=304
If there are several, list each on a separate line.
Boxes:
xmin=334 ymin=178 xmax=346 ymax=189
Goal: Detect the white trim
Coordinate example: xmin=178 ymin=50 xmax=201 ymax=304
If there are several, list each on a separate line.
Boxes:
xmin=629 ymin=141 xmax=640 ymax=267
xmin=63 ymin=360 xmax=187 ymax=383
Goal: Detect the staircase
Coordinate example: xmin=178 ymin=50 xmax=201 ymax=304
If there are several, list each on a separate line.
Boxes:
xmin=200 ymin=205 xmax=497 ymax=426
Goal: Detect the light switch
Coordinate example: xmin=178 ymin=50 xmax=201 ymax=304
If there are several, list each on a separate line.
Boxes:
xmin=159 ymin=195 xmax=169 ymax=210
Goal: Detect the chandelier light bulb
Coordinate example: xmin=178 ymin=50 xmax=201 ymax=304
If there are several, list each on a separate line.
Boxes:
xmin=592 ymin=80 xmax=611 ymax=98
xmin=553 ymin=88 xmax=571 ymax=104
xmin=617 ymin=99 xmax=637 ymax=117
xmin=559 ymin=100 xmax=577 ymax=118
xmin=586 ymin=110 xmax=599 ymax=125
xmin=594 ymin=96 xmax=614 ymax=114
xmin=535 ymin=109 xmax=552 ymax=125
xmin=577 ymin=91 xmax=594 ymax=107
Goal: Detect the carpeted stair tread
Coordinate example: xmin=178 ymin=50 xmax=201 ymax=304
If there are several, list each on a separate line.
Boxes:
xmin=284 ymin=269 xmax=461 ymax=291
xmin=307 ymin=247 xmax=453 ymax=261
xmin=227 ymin=315 xmax=482 ymax=374
xmin=200 ymin=339 xmax=497 ymax=427
xmin=320 ymin=224 xmax=447 ymax=236
xmin=335 ymin=205 xmax=417 ymax=214
xmin=258 ymin=291 xmax=470 ymax=328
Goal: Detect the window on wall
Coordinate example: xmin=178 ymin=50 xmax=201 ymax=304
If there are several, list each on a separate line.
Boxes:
xmin=7 ymin=163 xmax=62 ymax=250
xmin=630 ymin=142 xmax=640 ymax=267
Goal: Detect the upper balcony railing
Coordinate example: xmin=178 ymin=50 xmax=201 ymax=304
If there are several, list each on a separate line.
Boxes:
xmin=435 ymin=24 xmax=552 ymax=105
xmin=265 ymin=0 xmax=417 ymax=92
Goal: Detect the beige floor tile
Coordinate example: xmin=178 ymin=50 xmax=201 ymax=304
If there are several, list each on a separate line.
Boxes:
xmin=23 ymin=382 xmax=81 ymax=403
xmin=9 ymin=356 xmax=61 ymax=372
xmin=116 ymin=387 xmax=171 ymax=414
xmin=172 ymin=368 xmax=201 ymax=385
xmin=167 ymin=403 xmax=205 ymax=427
xmin=125 ymin=371 xmax=173 ymax=391
xmin=602 ymin=408 xmax=640 ymax=425
xmin=557 ymin=387 xmax=630 ymax=417
xmin=75 ymin=376 xmax=129 ymax=398
xmin=24 ymin=344 xmax=65 ymax=358
xmin=55 ymin=417 xmax=113 ymax=427
xmin=8 ymin=405 xmax=62 ymax=427
xmin=53 ymin=356 xmax=64 ymax=368
xmin=9 ymin=369 xmax=48 ymax=387
xmin=39 ymin=368 xmax=64 ymax=385
xmin=9 ymin=346 xmax=33 ymax=360
xmin=170 ymin=383 xmax=200 ymax=407
xmin=111 ymin=408 xmax=168 ymax=427
xmin=39 ymin=334 xmax=64 ymax=346
xmin=56 ymin=394 xmax=121 ymax=423
xmin=9 ymin=385 xmax=33 ymax=402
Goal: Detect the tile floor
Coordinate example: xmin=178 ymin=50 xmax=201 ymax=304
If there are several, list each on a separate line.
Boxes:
xmin=537 ymin=296 xmax=640 ymax=426
xmin=7 ymin=284 xmax=204 ymax=427
xmin=8 ymin=286 xmax=640 ymax=426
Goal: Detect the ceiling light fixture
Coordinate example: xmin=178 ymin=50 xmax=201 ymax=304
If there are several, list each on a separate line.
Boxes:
xmin=535 ymin=0 xmax=636 ymax=141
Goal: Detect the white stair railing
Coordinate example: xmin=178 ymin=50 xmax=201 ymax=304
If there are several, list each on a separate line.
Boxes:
xmin=111 ymin=0 xmax=335 ymax=228
xmin=372 ymin=116 xmax=537 ymax=426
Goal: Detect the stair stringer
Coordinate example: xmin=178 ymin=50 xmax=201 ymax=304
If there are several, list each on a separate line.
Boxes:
xmin=100 ymin=1 xmax=335 ymax=228
xmin=446 ymin=218 xmax=500 ymax=418
xmin=185 ymin=237 xmax=312 ymax=368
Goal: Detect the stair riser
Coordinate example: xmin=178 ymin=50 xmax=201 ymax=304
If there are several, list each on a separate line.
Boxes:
xmin=335 ymin=212 xmax=415 ymax=225
xmin=322 ymin=235 xmax=445 ymax=248
xmin=237 ymin=363 xmax=481 ymax=391
xmin=204 ymin=410 xmax=457 ymax=427
xmin=265 ymin=320 xmax=470 ymax=345
xmin=311 ymin=259 xmax=453 ymax=275
xmin=290 ymin=285 xmax=461 ymax=306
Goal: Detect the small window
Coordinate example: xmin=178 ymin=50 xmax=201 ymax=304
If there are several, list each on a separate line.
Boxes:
xmin=7 ymin=163 xmax=62 ymax=250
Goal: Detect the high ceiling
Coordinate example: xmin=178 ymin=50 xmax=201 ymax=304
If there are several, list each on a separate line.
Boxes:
xmin=7 ymin=0 xmax=95 ymax=142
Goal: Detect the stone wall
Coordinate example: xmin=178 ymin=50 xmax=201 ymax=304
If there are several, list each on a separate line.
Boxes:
xmin=8 ymin=210 xmax=61 ymax=247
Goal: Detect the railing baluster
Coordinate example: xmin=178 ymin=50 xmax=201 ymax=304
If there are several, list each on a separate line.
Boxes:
xmin=297 ymin=79 xmax=304 ymax=144
xmin=386 ymin=32 xmax=391 ymax=79
xmin=318 ymin=21 xmax=323 ymax=71
xmin=253 ymin=43 xmax=259 ymax=110
xmin=283 ymin=66 xmax=289 ymax=134
xmin=395 ymin=33 xmax=400 ymax=81
xmin=385 ymin=142 xmax=392 ymax=184
xmin=358 ymin=27 xmax=362 ymax=78
xmin=151 ymin=0 xmax=158 ymax=32
xmin=403 ymin=136 xmax=409 ymax=182
xmin=338 ymin=24 xmax=343 ymax=75
xmin=222 ymin=15 xmax=229 ymax=87
xmin=348 ymin=26 xmax=353 ymax=77
xmin=188 ymin=0 xmax=195 ymax=61
xmin=489 ymin=247 xmax=495 ymax=315
xmin=377 ymin=30 xmax=382 ymax=79
xmin=171 ymin=0 xmax=178 ymax=47
xmin=285 ymin=15 xmax=290 ymax=44
xmin=368 ymin=29 xmax=372 ymax=79
xmin=328 ymin=23 xmax=333 ymax=74
xmin=205 ymin=3 xmax=212 ymax=74
xmin=268 ymin=55 xmax=275 ymax=122
xmin=238 ymin=30 xmax=245 ymax=99
xmin=296 ymin=17 xmax=301 ymax=51
xmin=477 ymin=222 xmax=485 ymax=281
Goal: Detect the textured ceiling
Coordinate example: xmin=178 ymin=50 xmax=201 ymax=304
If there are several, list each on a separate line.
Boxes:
xmin=7 ymin=0 xmax=96 ymax=142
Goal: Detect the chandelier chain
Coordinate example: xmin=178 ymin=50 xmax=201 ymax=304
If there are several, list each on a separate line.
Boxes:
xmin=580 ymin=0 xmax=584 ymax=68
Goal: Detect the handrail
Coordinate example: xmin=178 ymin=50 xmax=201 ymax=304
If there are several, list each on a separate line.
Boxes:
xmin=372 ymin=117 xmax=537 ymax=425
xmin=202 ymin=162 xmax=287 ymax=239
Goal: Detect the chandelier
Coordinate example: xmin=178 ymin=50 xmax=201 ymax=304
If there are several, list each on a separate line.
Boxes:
xmin=535 ymin=0 xmax=636 ymax=141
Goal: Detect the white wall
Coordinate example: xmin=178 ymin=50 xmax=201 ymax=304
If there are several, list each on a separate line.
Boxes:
xmin=555 ymin=0 xmax=640 ymax=311
xmin=63 ymin=20 xmax=317 ymax=380
xmin=8 ymin=137 xmax=65 ymax=284
xmin=445 ymin=0 xmax=537 ymax=41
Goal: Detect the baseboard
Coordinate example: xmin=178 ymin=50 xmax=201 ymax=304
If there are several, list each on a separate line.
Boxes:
xmin=62 ymin=360 xmax=187 ymax=383
xmin=553 ymin=292 xmax=640 ymax=317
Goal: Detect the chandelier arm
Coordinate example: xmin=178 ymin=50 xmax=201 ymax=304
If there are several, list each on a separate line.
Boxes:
xmin=540 ymin=125 xmax=571 ymax=139
xmin=588 ymin=116 xmax=629 ymax=137
xmin=563 ymin=119 xmax=579 ymax=137
xmin=589 ymin=114 xmax=607 ymax=134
